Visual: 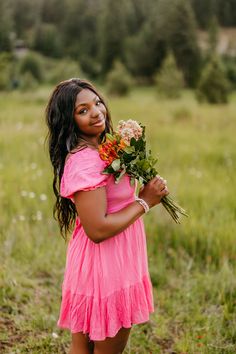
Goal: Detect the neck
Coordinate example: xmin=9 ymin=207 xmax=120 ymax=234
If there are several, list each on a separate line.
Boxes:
xmin=78 ymin=135 xmax=100 ymax=149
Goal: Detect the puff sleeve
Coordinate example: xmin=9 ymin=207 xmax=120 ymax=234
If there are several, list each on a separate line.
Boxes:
xmin=60 ymin=149 xmax=108 ymax=201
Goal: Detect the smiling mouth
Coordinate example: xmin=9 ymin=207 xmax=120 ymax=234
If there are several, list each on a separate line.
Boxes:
xmin=92 ymin=117 xmax=105 ymax=126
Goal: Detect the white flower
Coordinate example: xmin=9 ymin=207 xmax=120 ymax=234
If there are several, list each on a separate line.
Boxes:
xmin=29 ymin=192 xmax=36 ymax=198
xmin=21 ymin=190 xmax=28 ymax=197
xmin=19 ymin=215 xmax=25 ymax=221
xmin=52 ymin=332 xmax=59 ymax=339
xmin=36 ymin=211 xmax=42 ymax=221
xmin=117 ymin=119 xmax=143 ymax=145
xmin=30 ymin=163 xmax=37 ymax=170
xmin=39 ymin=194 xmax=47 ymax=201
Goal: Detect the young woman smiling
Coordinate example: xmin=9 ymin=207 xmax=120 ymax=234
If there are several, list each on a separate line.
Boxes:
xmin=46 ymin=78 xmax=169 ymax=354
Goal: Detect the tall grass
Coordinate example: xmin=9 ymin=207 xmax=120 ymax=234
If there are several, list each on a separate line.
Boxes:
xmin=0 ymin=87 xmax=236 ymax=353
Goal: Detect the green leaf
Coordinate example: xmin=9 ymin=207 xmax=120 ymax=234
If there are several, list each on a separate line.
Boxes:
xmin=130 ymin=137 xmax=137 ymax=146
xmin=138 ymin=176 xmax=144 ymax=184
xmin=115 ymin=168 xmax=126 ymax=184
xmin=130 ymin=177 xmax=136 ymax=186
xmin=124 ymin=146 xmax=135 ymax=154
xmin=111 ymin=159 xmax=121 ymax=171
xmin=106 ymin=133 xmax=116 ymax=142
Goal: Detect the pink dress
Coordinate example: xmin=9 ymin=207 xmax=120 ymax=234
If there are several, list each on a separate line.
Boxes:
xmin=57 ymin=147 xmax=154 ymax=341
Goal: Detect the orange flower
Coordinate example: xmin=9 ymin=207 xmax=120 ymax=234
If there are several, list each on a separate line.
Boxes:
xmin=98 ymin=141 xmax=119 ymax=164
xmin=118 ymin=138 xmax=127 ymax=151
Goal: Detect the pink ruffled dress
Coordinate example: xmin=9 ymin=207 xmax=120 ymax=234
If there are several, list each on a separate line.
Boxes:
xmin=57 ymin=147 xmax=154 ymax=341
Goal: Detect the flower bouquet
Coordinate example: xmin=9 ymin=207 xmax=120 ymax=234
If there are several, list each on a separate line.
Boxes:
xmin=98 ymin=119 xmax=188 ymax=223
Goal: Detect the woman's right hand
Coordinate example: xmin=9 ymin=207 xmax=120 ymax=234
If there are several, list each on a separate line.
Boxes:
xmin=138 ymin=176 xmax=169 ymax=208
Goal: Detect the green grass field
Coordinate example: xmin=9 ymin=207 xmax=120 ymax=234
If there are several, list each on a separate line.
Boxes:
xmin=0 ymin=86 xmax=236 ymax=353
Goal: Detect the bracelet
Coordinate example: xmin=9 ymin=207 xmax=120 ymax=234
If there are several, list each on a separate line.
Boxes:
xmin=135 ymin=196 xmax=150 ymax=213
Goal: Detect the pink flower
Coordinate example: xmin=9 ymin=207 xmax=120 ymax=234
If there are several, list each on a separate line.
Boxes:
xmin=117 ymin=119 xmax=143 ymax=145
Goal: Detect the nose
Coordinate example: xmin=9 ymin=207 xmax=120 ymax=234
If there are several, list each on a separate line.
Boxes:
xmin=91 ymin=104 xmax=100 ymax=117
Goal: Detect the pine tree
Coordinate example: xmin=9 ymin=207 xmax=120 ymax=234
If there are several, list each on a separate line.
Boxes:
xmin=154 ymin=52 xmax=184 ymax=98
xmin=196 ymin=55 xmax=230 ymax=104
xmin=162 ymin=0 xmax=201 ymax=87
xmin=106 ymin=60 xmax=133 ymax=96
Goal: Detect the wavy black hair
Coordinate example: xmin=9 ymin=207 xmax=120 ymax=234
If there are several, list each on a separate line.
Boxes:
xmin=45 ymin=78 xmax=113 ymax=240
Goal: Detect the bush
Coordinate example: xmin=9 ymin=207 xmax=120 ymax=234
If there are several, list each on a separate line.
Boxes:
xmin=223 ymin=56 xmax=236 ymax=89
xmin=154 ymin=52 xmax=185 ymax=99
xmin=47 ymin=59 xmax=82 ymax=85
xmin=196 ymin=55 xmax=230 ymax=104
xmin=106 ymin=61 xmax=133 ymax=96
xmin=33 ymin=23 xmax=63 ymax=58
xmin=20 ymin=53 xmax=43 ymax=82
xmin=0 ymin=52 xmax=12 ymax=90
xmin=19 ymin=72 xmax=39 ymax=92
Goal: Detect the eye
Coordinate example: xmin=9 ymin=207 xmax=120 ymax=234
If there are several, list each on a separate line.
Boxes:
xmin=78 ymin=108 xmax=88 ymax=115
xmin=96 ymin=99 xmax=102 ymax=106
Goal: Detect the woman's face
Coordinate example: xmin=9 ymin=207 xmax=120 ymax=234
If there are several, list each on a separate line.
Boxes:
xmin=74 ymin=89 xmax=107 ymax=140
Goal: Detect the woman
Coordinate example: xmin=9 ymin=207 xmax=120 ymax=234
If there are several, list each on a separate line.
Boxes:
xmin=46 ymin=78 xmax=169 ymax=354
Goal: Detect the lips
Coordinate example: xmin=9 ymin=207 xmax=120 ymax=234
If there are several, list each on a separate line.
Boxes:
xmin=92 ymin=117 xmax=105 ymax=126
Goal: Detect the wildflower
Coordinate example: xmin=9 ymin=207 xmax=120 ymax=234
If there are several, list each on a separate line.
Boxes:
xmin=21 ymin=190 xmax=28 ymax=197
xmin=36 ymin=211 xmax=42 ymax=221
xmin=30 ymin=162 xmax=37 ymax=170
xmin=117 ymin=119 xmax=143 ymax=145
xmin=39 ymin=193 xmax=47 ymax=201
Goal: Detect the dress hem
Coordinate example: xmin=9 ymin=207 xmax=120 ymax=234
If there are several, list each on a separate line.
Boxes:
xmin=57 ymin=274 xmax=154 ymax=341
xmin=57 ymin=310 xmax=155 ymax=341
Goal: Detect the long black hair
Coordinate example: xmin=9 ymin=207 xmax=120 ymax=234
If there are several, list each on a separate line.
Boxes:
xmin=45 ymin=78 xmax=113 ymax=240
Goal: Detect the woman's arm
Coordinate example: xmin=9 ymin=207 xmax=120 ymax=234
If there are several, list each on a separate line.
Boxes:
xmin=74 ymin=187 xmax=145 ymax=243
xmin=74 ymin=176 xmax=168 ymax=243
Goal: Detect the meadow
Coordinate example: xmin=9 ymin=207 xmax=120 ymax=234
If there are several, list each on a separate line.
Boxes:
xmin=0 ymin=86 xmax=236 ymax=353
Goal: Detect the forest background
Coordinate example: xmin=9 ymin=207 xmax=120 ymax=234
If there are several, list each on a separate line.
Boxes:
xmin=1 ymin=0 xmax=236 ymax=353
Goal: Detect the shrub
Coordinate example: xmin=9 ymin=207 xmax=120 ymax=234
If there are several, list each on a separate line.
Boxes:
xmin=196 ymin=55 xmax=230 ymax=104
xmin=223 ymin=56 xmax=236 ymax=90
xmin=154 ymin=52 xmax=185 ymax=99
xmin=0 ymin=52 xmax=13 ymax=90
xmin=33 ymin=23 xmax=63 ymax=58
xmin=19 ymin=72 xmax=39 ymax=92
xmin=47 ymin=59 xmax=82 ymax=85
xmin=20 ymin=53 xmax=43 ymax=82
xmin=106 ymin=61 xmax=133 ymax=96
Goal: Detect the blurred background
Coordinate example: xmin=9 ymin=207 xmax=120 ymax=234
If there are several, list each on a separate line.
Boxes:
xmin=0 ymin=0 xmax=236 ymax=353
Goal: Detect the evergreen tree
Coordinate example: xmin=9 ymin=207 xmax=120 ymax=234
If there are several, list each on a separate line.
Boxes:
xmin=62 ymin=0 xmax=100 ymax=76
xmin=33 ymin=23 xmax=63 ymax=58
xmin=154 ymin=51 xmax=185 ymax=98
xmin=160 ymin=0 xmax=201 ymax=87
xmin=207 ymin=16 xmax=219 ymax=54
xmin=124 ymin=20 xmax=166 ymax=80
xmin=98 ymin=0 xmax=128 ymax=76
xmin=0 ymin=0 xmax=13 ymax=52
xmin=196 ymin=55 xmax=230 ymax=103
xmin=106 ymin=60 xmax=133 ymax=96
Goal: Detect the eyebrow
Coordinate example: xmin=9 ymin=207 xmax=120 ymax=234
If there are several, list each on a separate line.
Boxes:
xmin=75 ymin=95 xmax=99 ymax=109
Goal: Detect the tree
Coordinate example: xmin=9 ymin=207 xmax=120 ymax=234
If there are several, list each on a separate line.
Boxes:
xmin=207 ymin=16 xmax=219 ymax=54
xmin=33 ymin=23 xmax=63 ymax=58
xmin=20 ymin=52 xmax=43 ymax=82
xmin=0 ymin=0 xmax=13 ymax=52
xmin=160 ymin=0 xmax=201 ymax=87
xmin=154 ymin=51 xmax=185 ymax=98
xmin=62 ymin=0 xmax=100 ymax=76
xmin=106 ymin=60 xmax=133 ymax=96
xmin=97 ymin=0 xmax=128 ymax=76
xmin=196 ymin=55 xmax=230 ymax=104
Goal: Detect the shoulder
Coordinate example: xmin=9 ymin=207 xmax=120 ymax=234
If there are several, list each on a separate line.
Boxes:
xmin=65 ymin=146 xmax=99 ymax=165
xmin=64 ymin=146 xmax=105 ymax=174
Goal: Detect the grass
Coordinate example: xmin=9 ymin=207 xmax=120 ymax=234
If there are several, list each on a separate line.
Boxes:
xmin=0 ymin=86 xmax=236 ymax=353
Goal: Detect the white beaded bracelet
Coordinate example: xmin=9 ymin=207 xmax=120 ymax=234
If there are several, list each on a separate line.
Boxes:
xmin=135 ymin=196 xmax=150 ymax=213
